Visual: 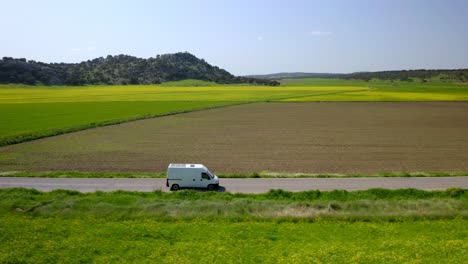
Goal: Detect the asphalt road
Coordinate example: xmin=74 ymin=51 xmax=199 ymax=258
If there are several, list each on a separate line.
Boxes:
xmin=0 ymin=177 xmax=467 ymax=193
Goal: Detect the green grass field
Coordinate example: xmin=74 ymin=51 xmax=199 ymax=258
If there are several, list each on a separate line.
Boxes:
xmin=2 ymin=216 xmax=466 ymax=263
xmin=0 ymin=188 xmax=466 ymax=263
xmin=1 ymin=78 xmax=467 ymax=146
xmin=0 ymin=101 xmax=230 ymax=139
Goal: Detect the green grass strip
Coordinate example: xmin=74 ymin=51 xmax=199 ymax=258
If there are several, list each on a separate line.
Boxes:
xmin=0 ymin=188 xmax=466 ymax=221
xmin=1 ymin=187 xmax=466 ymax=202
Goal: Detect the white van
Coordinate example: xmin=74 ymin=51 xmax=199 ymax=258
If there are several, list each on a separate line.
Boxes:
xmin=166 ymin=164 xmax=219 ymax=191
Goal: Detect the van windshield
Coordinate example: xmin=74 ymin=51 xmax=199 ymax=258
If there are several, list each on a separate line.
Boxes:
xmin=207 ymin=171 xmax=214 ymax=178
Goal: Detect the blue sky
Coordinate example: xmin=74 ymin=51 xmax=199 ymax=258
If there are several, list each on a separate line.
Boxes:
xmin=1 ymin=0 xmax=467 ymax=75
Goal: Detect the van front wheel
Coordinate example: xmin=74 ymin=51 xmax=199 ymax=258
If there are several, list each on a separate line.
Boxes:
xmin=207 ymin=184 xmax=215 ymax=191
xmin=171 ymin=184 xmax=180 ymax=191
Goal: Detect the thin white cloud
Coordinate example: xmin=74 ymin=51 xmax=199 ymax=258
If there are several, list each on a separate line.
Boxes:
xmin=70 ymin=48 xmax=81 ymax=52
xmin=87 ymin=46 xmax=96 ymax=51
xmin=257 ymin=36 xmax=264 ymax=41
xmin=307 ymin=31 xmax=333 ymax=36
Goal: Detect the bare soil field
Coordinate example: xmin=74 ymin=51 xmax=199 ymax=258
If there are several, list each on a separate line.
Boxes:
xmin=1 ymin=102 xmax=468 ymax=174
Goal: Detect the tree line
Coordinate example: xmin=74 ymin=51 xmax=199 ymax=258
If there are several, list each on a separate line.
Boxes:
xmin=340 ymin=69 xmax=468 ymax=82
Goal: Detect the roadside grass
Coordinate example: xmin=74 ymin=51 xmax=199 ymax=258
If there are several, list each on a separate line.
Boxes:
xmin=2 ymin=171 xmax=467 ymax=178
xmin=0 ymin=188 xmax=466 ymax=220
xmin=225 ymin=171 xmax=468 ymax=178
xmin=0 ymin=188 xmax=466 ymax=262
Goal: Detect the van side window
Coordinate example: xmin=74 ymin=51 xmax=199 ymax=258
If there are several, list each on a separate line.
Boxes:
xmin=201 ymin=173 xmax=210 ymax=180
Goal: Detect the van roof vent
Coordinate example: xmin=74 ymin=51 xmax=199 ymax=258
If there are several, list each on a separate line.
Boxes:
xmin=190 ymin=164 xmax=195 ymax=167
xmin=170 ymin=164 xmax=186 ymax=168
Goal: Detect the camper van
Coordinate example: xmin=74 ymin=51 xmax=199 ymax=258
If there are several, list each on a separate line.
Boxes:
xmin=166 ymin=164 xmax=219 ymax=190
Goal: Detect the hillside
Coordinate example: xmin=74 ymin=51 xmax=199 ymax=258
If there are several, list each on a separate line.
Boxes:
xmin=0 ymin=52 xmax=279 ymax=86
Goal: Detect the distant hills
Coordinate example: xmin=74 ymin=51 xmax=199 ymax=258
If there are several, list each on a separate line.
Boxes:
xmin=0 ymin=52 xmax=279 ymax=86
xmin=245 ymin=72 xmax=344 ymax=79
xmin=342 ymin=69 xmax=468 ymax=82
xmin=247 ymin=69 xmax=468 ymax=82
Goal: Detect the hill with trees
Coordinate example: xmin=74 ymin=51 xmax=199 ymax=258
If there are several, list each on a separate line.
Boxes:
xmin=0 ymin=52 xmax=280 ymax=86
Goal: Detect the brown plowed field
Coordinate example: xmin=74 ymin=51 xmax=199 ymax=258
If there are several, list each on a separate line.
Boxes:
xmin=1 ymin=102 xmax=468 ymax=174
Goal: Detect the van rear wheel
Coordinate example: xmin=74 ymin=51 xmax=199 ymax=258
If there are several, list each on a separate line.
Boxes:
xmin=171 ymin=184 xmax=180 ymax=191
xmin=207 ymin=184 xmax=214 ymax=191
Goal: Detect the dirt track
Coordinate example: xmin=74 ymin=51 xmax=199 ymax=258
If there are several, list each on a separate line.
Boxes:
xmin=1 ymin=102 xmax=468 ymax=173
